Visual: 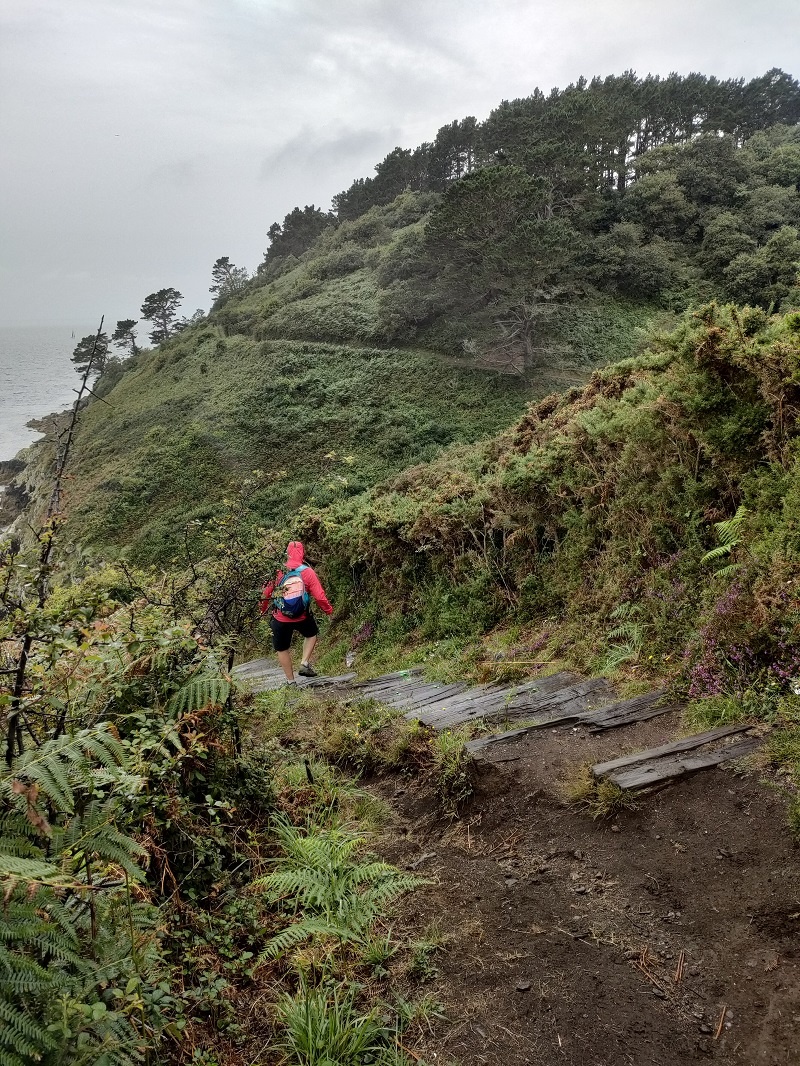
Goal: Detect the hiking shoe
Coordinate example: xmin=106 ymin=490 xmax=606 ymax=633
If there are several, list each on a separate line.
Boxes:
xmin=298 ymin=663 xmax=318 ymax=678
xmin=283 ymin=680 xmax=298 ymax=687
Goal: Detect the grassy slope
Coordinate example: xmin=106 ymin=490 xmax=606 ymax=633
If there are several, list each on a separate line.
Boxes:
xmin=306 ymin=304 xmax=800 ymax=718
xmin=68 ymin=334 xmax=533 ymax=560
xmin=64 ymin=195 xmax=663 ymax=562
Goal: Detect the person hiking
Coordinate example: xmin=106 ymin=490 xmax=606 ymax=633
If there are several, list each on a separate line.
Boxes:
xmin=260 ymin=540 xmax=333 ymax=684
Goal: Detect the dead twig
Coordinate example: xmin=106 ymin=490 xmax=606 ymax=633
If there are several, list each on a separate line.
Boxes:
xmin=634 ymin=961 xmax=667 ymax=994
xmin=714 ymin=1003 xmax=727 ymax=1041
xmin=634 ymin=945 xmax=668 ymax=994
xmin=397 ymin=1039 xmax=421 ymax=1061
xmin=674 ymin=950 xmax=686 ymax=984
xmin=486 ymin=831 xmax=521 ymax=855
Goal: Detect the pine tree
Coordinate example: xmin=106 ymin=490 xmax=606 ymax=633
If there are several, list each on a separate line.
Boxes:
xmin=140 ymin=288 xmax=183 ymax=345
xmin=70 ymin=332 xmax=109 ymax=376
xmin=111 ymin=318 xmax=139 ymax=357
xmin=209 ymin=256 xmax=249 ymax=299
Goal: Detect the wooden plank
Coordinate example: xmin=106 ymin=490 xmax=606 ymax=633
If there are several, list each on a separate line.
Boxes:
xmin=418 ymin=693 xmax=513 ymax=727
xmin=299 ymin=672 xmax=356 ymax=688
xmin=356 ymin=678 xmax=422 ymax=698
xmin=409 ymin=685 xmax=493 ymax=718
xmin=411 ymin=680 xmax=680 ymax=739
xmin=413 ymin=675 xmax=576 ymax=726
xmin=351 ymin=668 xmax=423 ymax=687
xmin=582 ymin=690 xmax=666 ymax=723
xmin=487 ymin=679 xmax=614 ymax=721
xmin=609 ymin=736 xmax=761 ymax=790
xmin=592 ymin=724 xmax=750 ymax=778
xmin=466 ymin=724 xmax=541 ymax=753
xmin=353 ymin=679 xmax=422 ymax=700
xmin=417 ymin=676 xmax=590 ymax=729
xmin=239 ymin=671 xmax=356 ymax=692
xmin=386 ymin=683 xmax=469 ymax=711
xmin=381 ymin=682 xmax=460 ymax=704
xmin=586 ymin=702 xmax=677 ymax=732
xmin=452 ymin=680 xmax=615 ymax=735
xmin=232 ymin=658 xmax=279 ymax=677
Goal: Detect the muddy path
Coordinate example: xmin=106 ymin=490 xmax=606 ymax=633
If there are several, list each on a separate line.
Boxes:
xmin=376 ymin=713 xmax=800 ymax=1066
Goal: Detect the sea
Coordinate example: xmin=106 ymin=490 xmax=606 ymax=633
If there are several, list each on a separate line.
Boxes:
xmin=0 ymin=325 xmax=94 ymax=462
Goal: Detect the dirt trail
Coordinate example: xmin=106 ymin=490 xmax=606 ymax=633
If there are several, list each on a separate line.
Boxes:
xmin=377 ymin=713 xmax=800 ymax=1066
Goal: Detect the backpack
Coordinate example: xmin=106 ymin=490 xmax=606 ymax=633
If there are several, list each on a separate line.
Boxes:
xmin=272 ymin=565 xmax=309 ymax=619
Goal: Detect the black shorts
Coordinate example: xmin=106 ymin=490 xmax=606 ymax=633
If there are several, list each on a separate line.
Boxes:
xmin=270 ymin=613 xmax=318 ymax=652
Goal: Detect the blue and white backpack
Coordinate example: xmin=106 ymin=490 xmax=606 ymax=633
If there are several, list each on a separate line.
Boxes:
xmin=272 ymin=565 xmax=309 ymax=619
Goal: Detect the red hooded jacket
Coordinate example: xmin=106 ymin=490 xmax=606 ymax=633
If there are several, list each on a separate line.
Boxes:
xmin=260 ymin=541 xmax=333 ymax=623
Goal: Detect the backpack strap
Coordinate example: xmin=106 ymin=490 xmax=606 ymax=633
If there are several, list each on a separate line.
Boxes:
xmin=280 ymin=565 xmax=307 ymax=581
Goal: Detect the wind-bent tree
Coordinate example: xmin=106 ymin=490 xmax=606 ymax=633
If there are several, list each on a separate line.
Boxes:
xmin=71 ymin=332 xmax=110 ymax=376
xmin=140 ymin=288 xmax=183 ymax=344
xmin=112 ymin=318 xmax=140 ymax=357
xmin=209 ymin=257 xmax=249 ymax=299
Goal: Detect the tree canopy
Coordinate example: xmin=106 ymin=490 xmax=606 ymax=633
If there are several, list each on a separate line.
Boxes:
xmin=112 ymin=318 xmax=139 ymax=357
xmin=71 ymin=332 xmax=110 ymax=376
xmin=140 ymin=288 xmax=184 ymax=344
xmin=209 ymin=257 xmax=249 ymax=300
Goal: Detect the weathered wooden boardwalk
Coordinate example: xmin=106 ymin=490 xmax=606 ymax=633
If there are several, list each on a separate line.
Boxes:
xmin=232 ymin=659 xmax=762 ymax=791
xmin=591 ymin=724 xmax=761 ymax=790
xmin=231 ymin=658 xmax=356 ymax=691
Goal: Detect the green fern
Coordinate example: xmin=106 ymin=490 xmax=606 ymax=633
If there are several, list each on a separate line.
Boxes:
xmin=253 ymin=820 xmax=426 ymax=962
xmin=0 ymin=726 xmax=127 ymax=815
xmin=0 ymin=724 xmax=168 ymax=1066
xmin=601 ymin=602 xmax=645 ymax=670
xmin=701 ymin=505 xmax=749 ymax=571
xmin=166 ymin=674 xmax=233 ymax=716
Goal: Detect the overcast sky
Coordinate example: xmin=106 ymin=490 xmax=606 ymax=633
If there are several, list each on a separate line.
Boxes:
xmin=1 ymin=0 xmax=799 ymax=329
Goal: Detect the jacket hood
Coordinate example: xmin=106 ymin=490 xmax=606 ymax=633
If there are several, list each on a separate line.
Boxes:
xmin=286 ymin=541 xmax=305 ymax=568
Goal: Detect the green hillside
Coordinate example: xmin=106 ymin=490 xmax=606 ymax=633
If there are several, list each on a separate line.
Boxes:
xmin=47 ymin=69 xmax=800 ymax=567
xmin=5 ymin=68 xmax=800 ymax=1066
xmin=307 ymin=303 xmax=800 ymax=712
xmin=63 ymin=194 xmax=659 ymax=563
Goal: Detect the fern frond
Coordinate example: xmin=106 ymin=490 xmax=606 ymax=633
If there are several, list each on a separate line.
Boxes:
xmin=258 ymin=917 xmax=350 ymax=962
xmin=0 ymin=854 xmax=65 ymax=881
xmin=60 ymin=801 xmax=147 ymax=878
xmin=716 ymin=561 xmax=741 ymax=577
xmin=362 ymin=874 xmax=427 ymax=906
xmin=701 ymin=542 xmax=733 ymax=564
xmin=609 ymin=601 xmax=639 ymax=620
xmin=166 ymin=675 xmax=232 ymax=716
xmin=702 ymin=504 xmax=749 ymax=565
xmin=602 ymin=644 xmax=639 ymax=669
xmin=0 ymin=996 xmax=57 ymax=1059
xmin=1 ymin=725 xmax=127 ymax=817
xmin=607 ymin=621 xmax=642 ymax=643
xmin=714 ymin=504 xmax=749 ymax=546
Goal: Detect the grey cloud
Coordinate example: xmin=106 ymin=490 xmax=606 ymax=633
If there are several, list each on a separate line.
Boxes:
xmin=258 ymin=127 xmax=400 ymax=183
xmin=1 ymin=0 xmax=798 ymax=325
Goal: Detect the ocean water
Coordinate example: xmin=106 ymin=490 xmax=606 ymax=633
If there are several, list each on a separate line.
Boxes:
xmin=0 ymin=325 xmax=94 ymax=461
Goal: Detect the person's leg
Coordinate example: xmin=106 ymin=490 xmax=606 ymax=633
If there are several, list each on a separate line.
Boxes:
xmin=301 ymin=634 xmax=317 ymax=667
xmin=277 ymin=648 xmax=294 ymax=681
xmin=271 ymin=618 xmax=295 ymax=682
xmin=298 ymin=615 xmax=320 ymax=676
